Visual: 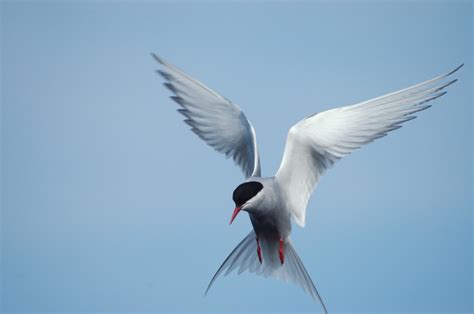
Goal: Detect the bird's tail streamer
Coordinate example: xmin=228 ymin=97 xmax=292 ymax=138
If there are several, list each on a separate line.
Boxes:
xmin=205 ymin=231 xmax=328 ymax=313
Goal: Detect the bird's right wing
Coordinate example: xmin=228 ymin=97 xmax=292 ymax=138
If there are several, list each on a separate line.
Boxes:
xmin=276 ymin=64 xmax=463 ymax=227
xmin=152 ymin=54 xmax=261 ymax=178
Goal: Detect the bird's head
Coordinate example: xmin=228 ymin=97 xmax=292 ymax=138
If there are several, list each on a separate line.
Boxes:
xmin=229 ymin=181 xmax=264 ymax=224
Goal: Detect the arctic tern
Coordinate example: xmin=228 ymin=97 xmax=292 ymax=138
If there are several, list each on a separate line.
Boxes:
xmin=152 ymin=53 xmax=462 ymax=313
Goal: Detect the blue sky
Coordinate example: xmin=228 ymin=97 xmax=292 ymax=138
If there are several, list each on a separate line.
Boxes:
xmin=1 ymin=1 xmax=472 ymax=313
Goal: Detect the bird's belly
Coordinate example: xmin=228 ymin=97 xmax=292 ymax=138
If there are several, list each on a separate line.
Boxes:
xmin=249 ymin=210 xmax=291 ymax=240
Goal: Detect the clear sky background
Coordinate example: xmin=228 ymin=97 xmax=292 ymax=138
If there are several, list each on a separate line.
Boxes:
xmin=1 ymin=1 xmax=472 ymax=313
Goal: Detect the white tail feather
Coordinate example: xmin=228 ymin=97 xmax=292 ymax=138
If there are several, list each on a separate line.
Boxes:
xmin=205 ymin=231 xmax=328 ymax=313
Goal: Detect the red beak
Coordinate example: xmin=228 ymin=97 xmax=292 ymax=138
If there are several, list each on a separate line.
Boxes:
xmin=229 ymin=207 xmax=241 ymax=225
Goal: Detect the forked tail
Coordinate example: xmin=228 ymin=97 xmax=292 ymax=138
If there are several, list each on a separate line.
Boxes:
xmin=205 ymin=231 xmax=328 ymax=314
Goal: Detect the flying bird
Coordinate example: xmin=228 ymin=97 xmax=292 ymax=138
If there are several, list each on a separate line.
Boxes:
xmin=152 ymin=53 xmax=462 ymax=313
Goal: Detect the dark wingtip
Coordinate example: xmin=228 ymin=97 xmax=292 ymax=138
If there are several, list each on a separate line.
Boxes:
xmin=150 ymin=53 xmax=164 ymax=65
xmin=170 ymin=96 xmax=184 ymax=105
xmin=163 ymin=82 xmax=177 ymax=93
xmin=204 ymin=284 xmax=212 ymax=297
xmin=156 ymin=70 xmax=171 ymax=80
xmin=448 ymin=63 xmax=464 ymax=76
xmin=434 ymin=91 xmax=448 ymax=100
xmin=445 ymin=78 xmax=458 ymax=88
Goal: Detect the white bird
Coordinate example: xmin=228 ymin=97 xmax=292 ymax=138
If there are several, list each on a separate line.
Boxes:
xmin=152 ymin=53 xmax=462 ymax=313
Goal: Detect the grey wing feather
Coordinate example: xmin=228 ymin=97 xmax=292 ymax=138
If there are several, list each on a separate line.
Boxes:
xmin=152 ymin=54 xmax=261 ymax=178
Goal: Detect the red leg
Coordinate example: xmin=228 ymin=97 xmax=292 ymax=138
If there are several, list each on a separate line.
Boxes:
xmin=256 ymin=238 xmax=262 ymax=264
xmin=279 ymin=238 xmax=284 ymax=265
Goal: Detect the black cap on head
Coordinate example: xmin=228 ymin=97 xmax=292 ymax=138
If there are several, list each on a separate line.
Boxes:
xmin=232 ymin=181 xmax=263 ymax=207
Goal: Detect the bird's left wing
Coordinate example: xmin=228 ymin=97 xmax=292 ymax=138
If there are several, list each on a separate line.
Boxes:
xmin=152 ymin=54 xmax=260 ymax=178
xmin=276 ymin=64 xmax=463 ymax=227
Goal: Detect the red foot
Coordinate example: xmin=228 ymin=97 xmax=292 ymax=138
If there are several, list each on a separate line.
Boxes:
xmin=279 ymin=239 xmax=284 ymax=265
xmin=256 ymin=238 xmax=262 ymax=264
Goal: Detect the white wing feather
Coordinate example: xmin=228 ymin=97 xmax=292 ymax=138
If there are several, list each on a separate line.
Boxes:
xmin=276 ymin=64 xmax=463 ymax=227
xmin=152 ymin=54 xmax=261 ymax=178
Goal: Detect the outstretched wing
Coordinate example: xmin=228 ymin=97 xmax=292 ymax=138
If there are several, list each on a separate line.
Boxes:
xmin=276 ymin=64 xmax=463 ymax=227
xmin=152 ymin=54 xmax=261 ymax=178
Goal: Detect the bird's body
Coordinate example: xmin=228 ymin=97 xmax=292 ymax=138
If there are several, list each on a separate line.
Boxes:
xmin=152 ymin=53 xmax=462 ymax=314
xmin=245 ymin=177 xmax=291 ymax=241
